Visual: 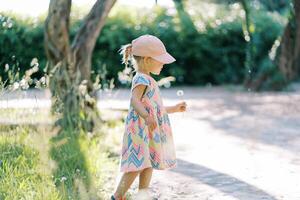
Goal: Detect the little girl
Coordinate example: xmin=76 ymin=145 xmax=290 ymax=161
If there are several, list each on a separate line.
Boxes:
xmin=111 ymin=34 xmax=186 ymax=200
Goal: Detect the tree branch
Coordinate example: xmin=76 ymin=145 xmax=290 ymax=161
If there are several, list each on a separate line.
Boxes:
xmin=71 ymin=0 xmax=117 ymax=81
xmin=72 ymin=0 xmax=117 ymax=53
xmin=44 ymin=0 xmax=72 ymax=66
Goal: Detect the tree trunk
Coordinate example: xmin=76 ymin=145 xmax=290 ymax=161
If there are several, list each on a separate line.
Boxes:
xmin=277 ymin=0 xmax=300 ymax=81
xmin=245 ymin=0 xmax=300 ymax=90
xmin=240 ymin=0 xmax=256 ymax=88
xmin=71 ymin=0 xmax=116 ymax=88
xmin=44 ymin=0 xmax=116 ymax=132
xmin=173 ymin=0 xmax=198 ymax=35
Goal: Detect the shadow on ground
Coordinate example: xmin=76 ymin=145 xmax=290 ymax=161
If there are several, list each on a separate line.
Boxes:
xmin=172 ymin=159 xmax=278 ymax=200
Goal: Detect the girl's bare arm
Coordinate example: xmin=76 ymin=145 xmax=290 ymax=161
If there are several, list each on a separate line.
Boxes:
xmin=131 ymin=85 xmax=157 ymax=131
xmin=165 ymin=106 xmax=177 ymax=114
xmin=165 ymin=102 xmax=187 ymax=114
xmin=131 ymin=85 xmax=149 ymax=119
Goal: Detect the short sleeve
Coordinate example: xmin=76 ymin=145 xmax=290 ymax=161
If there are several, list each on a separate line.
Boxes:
xmin=131 ymin=74 xmax=150 ymax=91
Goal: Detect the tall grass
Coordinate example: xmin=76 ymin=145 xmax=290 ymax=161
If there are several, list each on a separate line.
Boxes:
xmin=0 ymin=56 xmax=124 ymax=199
xmin=0 ymin=118 xmax=123 ymax=200
xmin=0 ymin=125 xmax=61 ymax=199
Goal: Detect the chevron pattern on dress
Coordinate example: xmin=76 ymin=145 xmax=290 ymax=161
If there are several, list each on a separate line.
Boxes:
xmin=153 ymin=132 xmax=161 ymax=143
xmin=162 ymin=114 xmax=170 ymax=125
xmin=160 ymin=133 xmax=167 ymax=143
xmin=128 ymin=144 xmax=144 ymax=168
xmin=138 ymin=125 xmax=145 ymax=139
xmin=149 ymin=146 xmax=161 ymax=168
xmin=165 ymin=159 xmax=176 ymax=167
xmin=126 ymin=110 xmax=139 ymax=122
xmin=146 ymin=88 xmax=155 ymax=98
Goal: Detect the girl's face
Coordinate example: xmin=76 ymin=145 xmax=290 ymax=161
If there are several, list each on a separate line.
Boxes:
xmin=144 ymin=57 xmax=164 ymax=75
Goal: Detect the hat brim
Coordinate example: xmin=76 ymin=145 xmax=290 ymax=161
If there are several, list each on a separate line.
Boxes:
xmin=152 ymin=52 xmax=176 ymax=64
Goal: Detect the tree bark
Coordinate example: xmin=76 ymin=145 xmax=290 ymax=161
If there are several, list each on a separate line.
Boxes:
xmin=44 ymin=0 xmax=116 ymax=131
xmin=44 ymin=0 xmax=71 ymax=66
xmin=240 ymin=0 xmax=255 ymax=88
xmin=277 ymin=0 xmax=300 ymax=81
xmin=71 ymin=0 xmax=116 ymax=87
xmin=245 ymin=0 xmax=300 ymax=90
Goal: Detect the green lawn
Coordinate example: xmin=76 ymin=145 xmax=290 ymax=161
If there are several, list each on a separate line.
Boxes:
xmin=0 ymin=110 xmax=125 ymax=200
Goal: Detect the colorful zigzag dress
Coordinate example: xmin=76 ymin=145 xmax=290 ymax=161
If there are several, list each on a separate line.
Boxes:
xmin=120 ymin=72 xmax=177 ymax=172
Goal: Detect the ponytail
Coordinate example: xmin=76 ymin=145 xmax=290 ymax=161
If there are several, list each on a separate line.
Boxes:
xmin=119 ymin=44 xmax=133 ymax=69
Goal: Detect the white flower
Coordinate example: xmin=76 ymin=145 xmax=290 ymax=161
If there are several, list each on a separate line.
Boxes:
xmin=4 ymin=64 xmax=9 ymax=72
xmin=163 ymin=82 xmax=171 ymax=88
xmin=20 ymin=79 xmax=29 ymax=89
xmin=40 ymin=76 xmax=46 ymax=85
xmin=124 ymin=67 xmax=132 ymax=75
xmin=13 ymin=82 xmax=20 ymax=90
xmin=118 ymin=71 xmax=131 ymax=84
xmin=61 ymin=176 xmax=67 ymax=182
xmin=85 ymin=94 xmax=95 ymax=104
xmin=87 ymin=132 xmax=93 ymax=138
xmin=79 ymin=84 xmax=87 ymax=95
xmin=7 ymin=22 xmax=13 ymax=28
xmin=30 ymin=58 xmax=39 ymax=67
xmin=20 ymin=79 xmax=26 ymax=86
xmin=81 ymin=80 xmax=88 ymax=85
xmin=32 ymin=65 xmax=39 ymax=73
xmin=176 ymin=90 xmax=184 ymax=97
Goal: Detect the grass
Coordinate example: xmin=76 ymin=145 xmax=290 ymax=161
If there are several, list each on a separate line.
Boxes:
xmin=0 ymin=109 xmax=126 ymax=200
xmin=0 ymin=108 xmax=55 ymax=125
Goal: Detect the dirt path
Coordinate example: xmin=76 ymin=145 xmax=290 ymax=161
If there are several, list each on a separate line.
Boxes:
xmin=113 ymin=86 xmax=300 ymax=200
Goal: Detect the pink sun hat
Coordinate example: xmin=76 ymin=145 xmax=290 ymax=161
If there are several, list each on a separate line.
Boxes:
xmin=131 ymin=34 xmax=176 ymax=64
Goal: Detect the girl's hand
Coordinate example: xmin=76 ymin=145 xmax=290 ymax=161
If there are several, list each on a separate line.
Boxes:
xmin=174 ymin=101 xmax=187 ymax=113
xmin=144 ymin=115 xmax=157 ymax=132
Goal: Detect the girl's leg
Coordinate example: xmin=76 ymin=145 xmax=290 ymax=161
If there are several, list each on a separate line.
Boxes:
xmin=113 ymin=171 xmax=140 ymax=199
xmin=138 ymin=167 xmax=153 ymax=189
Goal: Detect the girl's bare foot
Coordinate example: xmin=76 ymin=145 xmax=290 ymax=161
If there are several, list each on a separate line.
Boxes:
xmin=134 ymin=188 xmax=158 ymax=200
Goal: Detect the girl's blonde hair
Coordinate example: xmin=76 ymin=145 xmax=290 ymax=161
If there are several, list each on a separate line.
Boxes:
xmin=119 ymin=44 xmax=144 ymax=71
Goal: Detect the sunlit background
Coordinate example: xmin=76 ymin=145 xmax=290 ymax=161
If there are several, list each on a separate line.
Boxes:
xmin=0 ymin=0 xmax=174 ymax=17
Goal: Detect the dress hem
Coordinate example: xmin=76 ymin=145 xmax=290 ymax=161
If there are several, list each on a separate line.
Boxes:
xmin=120 ymin=162 xmax=177 ymax=173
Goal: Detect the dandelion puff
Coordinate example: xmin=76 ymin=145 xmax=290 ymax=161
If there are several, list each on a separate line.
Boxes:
xmin=61 ymin=176 xmax=67 ymax=182
xmin=176 ymin=90 xmax=185 ymax=118
xmin=176 ymin=90 xmax=184 ymax=97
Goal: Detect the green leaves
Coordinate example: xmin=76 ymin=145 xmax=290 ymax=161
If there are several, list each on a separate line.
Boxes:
xmin=0 ymin=5 xmax=286 ymax=86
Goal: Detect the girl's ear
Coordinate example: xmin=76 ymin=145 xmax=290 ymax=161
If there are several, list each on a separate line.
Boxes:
xmin=144 ymin=57 xmax=151 ymax=66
